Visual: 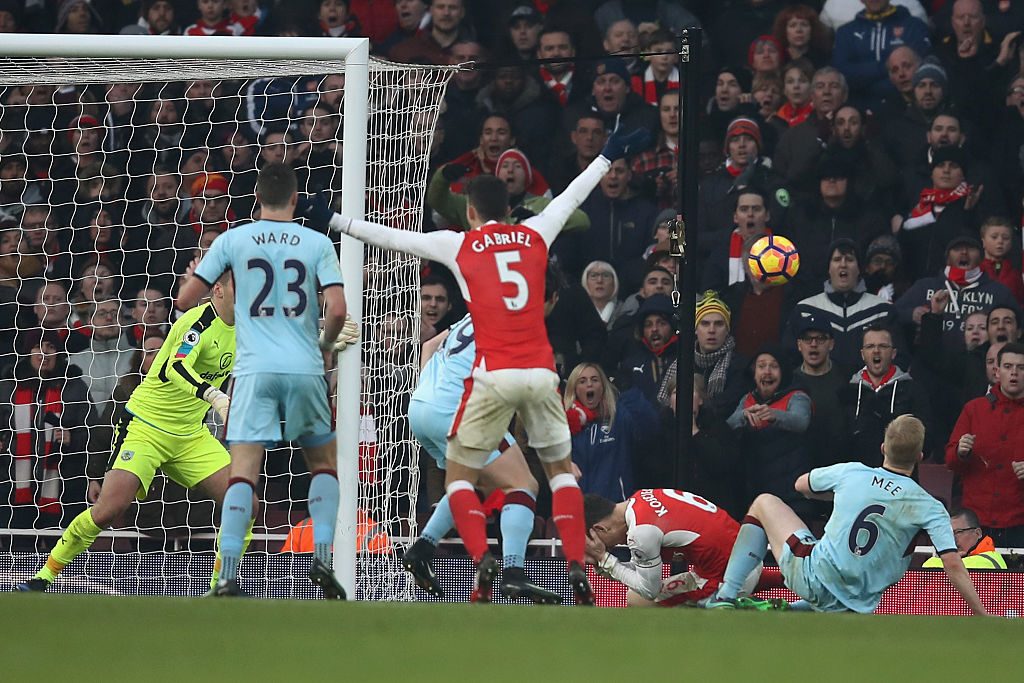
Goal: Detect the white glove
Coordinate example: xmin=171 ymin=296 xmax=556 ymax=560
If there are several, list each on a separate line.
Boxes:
xmin=319 ymin=315 xmax=360 ymax=353
xmin=202 ymin=386 xmax=230 ymax=422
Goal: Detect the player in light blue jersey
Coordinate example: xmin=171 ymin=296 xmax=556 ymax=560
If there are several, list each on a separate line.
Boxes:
xmin=177 ymin=162 xmax=357 ymax=599
xmin=405 ymin=313 xmax=560 ymax=604
xmin=710 ymin=415 xmax=989 ymax=615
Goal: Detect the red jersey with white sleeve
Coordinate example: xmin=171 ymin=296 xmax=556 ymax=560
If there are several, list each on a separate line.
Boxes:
xmin=331 ymin=154 xmax=611 ymax=372
xmin=596 ymin=489 xmax=739 ymax=602
xmin=453 ymin=222 xmax=551 ymax=370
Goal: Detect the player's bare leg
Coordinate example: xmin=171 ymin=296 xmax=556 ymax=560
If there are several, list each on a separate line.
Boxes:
xmin=627 ymin=591 xmax=657 ymax=607
xmin=300 ymin=437 xmax=346 ymax=600
xmin=194 ymin=466 xmax=258 ymax=592
xmin=210 ymin=443 xmax=265 ymax=597
xmin=16 ymin=469 xmax=141 ymax=592
xmin=445 ymin=439 xmax=498 ymax=603
xmin=539 ymin=452 xmax=593 ymax=606
xmin=710 ymin=494 xmax=802 ymax=610
xmin=477 ymin=452 xmax=560 ymax=605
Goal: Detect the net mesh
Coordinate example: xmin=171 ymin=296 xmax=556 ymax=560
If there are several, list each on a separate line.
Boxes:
xmin=0 ymin=55 xmax=454 ymax=599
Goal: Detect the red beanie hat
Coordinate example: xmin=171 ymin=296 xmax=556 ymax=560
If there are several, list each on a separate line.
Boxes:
xmin=748 ymin=34 xmax=783 ymax=68
xmin=724 ymin=117 xmax=763 ymax=153
xmin=67 ymin=114 xmax=100 ymax=144
xmin=496 ymin=148 xmax=532 ymax=186
xmin=191 ymin=172 xmax=229 ymax=197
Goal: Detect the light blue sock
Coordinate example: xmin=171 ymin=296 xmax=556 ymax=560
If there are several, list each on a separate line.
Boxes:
xmin=500 ymin=492 xmax=536 ymax=569
xmin=420 ymin=495 xmax=454 ymax=547
xmin=218 ymin=481 xmax=253 ymax=582
xmin=718 ymin=518 xmax=769 ymax=600
xmin=308 ymin=471 xmax=340 ymax=567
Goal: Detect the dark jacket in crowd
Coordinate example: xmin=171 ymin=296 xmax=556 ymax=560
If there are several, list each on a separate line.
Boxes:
xmin=832 ymin=5 xmax=931 ymax=108
xmin=794 ymin=363 xmax=853 ymax=468
xmin=788 ymin=283 xmax=900 ymax=369
xmin=727 ymin=381 xmax=813 ymax=513
xmin=571 ymin=388 xmax=660 ymax=502
xmin=842 ymin=365 xmax=932 ymax=466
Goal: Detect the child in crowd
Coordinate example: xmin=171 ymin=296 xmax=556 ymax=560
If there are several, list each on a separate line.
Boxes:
xmin=184 ymin=0 xmax=230 ymax=35
xmin=979 ymin=217 xmax=1024 ymax=305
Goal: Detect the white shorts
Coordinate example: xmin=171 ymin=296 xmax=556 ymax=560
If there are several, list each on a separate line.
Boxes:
xmin=448 ymin=367 xmax=568 ymax=464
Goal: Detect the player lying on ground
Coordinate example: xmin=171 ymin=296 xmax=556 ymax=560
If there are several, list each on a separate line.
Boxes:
xmin=177 ymin=163 xmax=355 ymax=599
xmin=709 ymin=415 xmax=989 ymax=615
xmin=297 ymin=122 xmax=650 ymax=604
xmin=406 ymin=307 xmax=561 ymax=604
xmin=584 ymin=489 xmax=769 ymax=608
xmin=17 ymin=275 xmax=253 ymax=593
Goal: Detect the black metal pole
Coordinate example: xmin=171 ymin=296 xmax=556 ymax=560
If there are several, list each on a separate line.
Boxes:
xmin=672 ymin=27 xmax=701 ymax=489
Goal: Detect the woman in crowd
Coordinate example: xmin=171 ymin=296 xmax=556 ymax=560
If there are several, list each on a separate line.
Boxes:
xmin=563 ymin=362 xmax=659 ymax=501
xmin=582 ymin=260 xmax=622 ymax=328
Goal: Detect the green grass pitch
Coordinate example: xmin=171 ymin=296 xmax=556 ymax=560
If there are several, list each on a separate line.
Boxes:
xmin=3 ymin=595 xmax=1020 ymax=682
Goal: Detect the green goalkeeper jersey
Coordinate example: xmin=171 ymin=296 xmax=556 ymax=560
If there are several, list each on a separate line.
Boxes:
xmin=125 ymin=302 xmax=235 ymax=436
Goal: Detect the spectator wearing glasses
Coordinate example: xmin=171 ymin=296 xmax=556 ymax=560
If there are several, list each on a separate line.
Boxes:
xmin=582 ymin=260 xmax=622 ymax=328
xmin=793 ymin=312 xmax=851 ymax=468
xmin=788 ymin=239 xmax=900 ymax=369
xmin=842 ymin=324 xmax=931 ymax=466
xmin=922 ymin=508 xmax=1008 ymax=569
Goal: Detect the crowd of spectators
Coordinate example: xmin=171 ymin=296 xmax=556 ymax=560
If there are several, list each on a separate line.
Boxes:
xmin=2 ymin=0 xmax=1024 ymax=552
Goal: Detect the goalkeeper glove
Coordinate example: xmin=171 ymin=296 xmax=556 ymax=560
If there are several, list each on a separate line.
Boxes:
xmin=295 ymin=193 xmax=335 ymax=232
xmin=202 ymin=386 xmax=230 ymax=422
xmin=319 ymin=314 xmax=360 ymax=353
xmin=441 ymin=163 xmax=470 ymax=183
xmin=600 ymin=116 xmax=652 ymax=162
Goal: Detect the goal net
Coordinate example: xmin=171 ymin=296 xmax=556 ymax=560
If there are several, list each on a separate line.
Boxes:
xmin=0 ymin=36 xmax=453 ymax=599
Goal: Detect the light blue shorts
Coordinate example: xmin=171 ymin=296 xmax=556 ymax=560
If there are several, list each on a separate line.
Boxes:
xmin=408 ymin=399 xmax=507 ymax=470
xmin=227 ymin=373 xmax=334 ymax=447
xmin=777 ymin=528 xmax=848 ymax=613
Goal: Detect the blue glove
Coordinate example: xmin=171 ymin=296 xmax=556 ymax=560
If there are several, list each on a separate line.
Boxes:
xmin=601 ymin=119 xmax=652 ymax=162
xmin=294 ymin=193 xmax=334 ymax=231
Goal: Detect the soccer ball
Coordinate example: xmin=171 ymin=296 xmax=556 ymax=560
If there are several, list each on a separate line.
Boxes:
xmin=747 ymin=234 xmax=800 ymax=286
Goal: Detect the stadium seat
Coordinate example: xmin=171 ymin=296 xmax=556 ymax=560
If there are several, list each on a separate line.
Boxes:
xmin=918 ymin=464 xmax=954 ymax=509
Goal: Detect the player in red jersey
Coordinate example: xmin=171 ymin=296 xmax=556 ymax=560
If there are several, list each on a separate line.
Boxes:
xmin=583 ymin=489 xmax=765 ymax=607
xmin=298 ymin=122 xmax=649 ymax=604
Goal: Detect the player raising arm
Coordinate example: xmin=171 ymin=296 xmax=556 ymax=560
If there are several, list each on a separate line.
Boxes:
xmin=298 ymin=123 xmax=649 ymax=604
xmin=17 ymin=274 xmax=250 ymax=593
xmin=709 ymin=415 xmax=989 ymax=615
xmin=177 ymin=162 xmax=354 ymax=599
xmin=584 ymin=489 xmax=767 ymax=608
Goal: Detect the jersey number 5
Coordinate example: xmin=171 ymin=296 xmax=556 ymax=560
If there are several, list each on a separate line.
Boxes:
xmin=247 ymin=258 xmax=308 ymax=317
xmin=495 ymin=252 xmax=528 ymax=311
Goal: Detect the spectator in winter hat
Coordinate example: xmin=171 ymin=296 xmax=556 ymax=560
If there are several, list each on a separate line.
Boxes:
xmin=0 ymin=0 xmax=21 ymax=32
xmin=748 ymin=35 xmax=783 ymax=77
xmin=505 ymin=5 xmax=543 ymax=63
xmin=188 ymin=172 xmax=234 ymax=236
xmin=56 ymin=0 xmax=103 ymax=33
xmin=883 ymin=58 xmax=952 ymax=167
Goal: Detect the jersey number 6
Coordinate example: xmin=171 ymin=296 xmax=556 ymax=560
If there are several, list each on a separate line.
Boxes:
xmin=494 ymin=251 xmax=529 ymax=311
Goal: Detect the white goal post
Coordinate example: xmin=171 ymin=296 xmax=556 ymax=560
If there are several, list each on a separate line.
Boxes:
xmin=0 ymin=34 xmax=454 ymax=599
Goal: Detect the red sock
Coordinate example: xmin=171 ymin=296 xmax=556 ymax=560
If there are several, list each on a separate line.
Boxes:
xmin=448 ymin=487 xmax=489 ymax=563
xmin=551 ymin=484 xmax=585 ymax=565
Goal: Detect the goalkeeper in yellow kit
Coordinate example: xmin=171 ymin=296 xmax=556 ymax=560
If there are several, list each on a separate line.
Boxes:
xmin=16 ymin=274 xmax=252 ymax=593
